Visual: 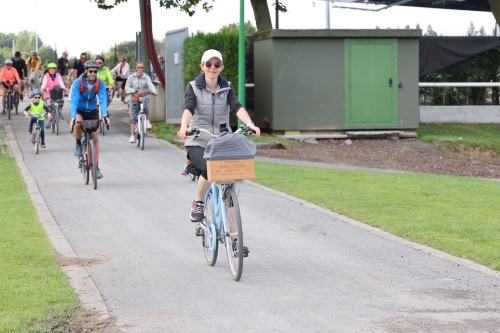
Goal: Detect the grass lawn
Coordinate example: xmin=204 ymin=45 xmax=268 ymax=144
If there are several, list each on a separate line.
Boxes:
xmin=0 ymin=143 xmax=79 ymax=332
xmin=417 ymin=123 xmax=500 ymax=154
xmin=254 ymin=162 xmax=500 ymax=272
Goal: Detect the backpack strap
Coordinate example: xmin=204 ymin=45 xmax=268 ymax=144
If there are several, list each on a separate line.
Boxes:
xmin=79 ymin=75 xmax=101 ymax=94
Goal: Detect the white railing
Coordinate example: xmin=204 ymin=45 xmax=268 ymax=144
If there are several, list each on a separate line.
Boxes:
xmin=419 ymin=82 xmax=500 ymax=87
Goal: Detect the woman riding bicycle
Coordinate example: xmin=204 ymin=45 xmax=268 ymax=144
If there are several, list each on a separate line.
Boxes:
xmin=0 ymin=59 xmax=21 ymax=115
xmin=41 ymin=62 xmax=68 ymax=127
xmin=125 ymin=61 xmax=158 ymax=143
xmin=176 ymin=49 xmax=260 ymax=226
xmin=23 ymin=89 xmax=52 ymax=148
xmin=110 ymin=56 xmax=130 ymax=102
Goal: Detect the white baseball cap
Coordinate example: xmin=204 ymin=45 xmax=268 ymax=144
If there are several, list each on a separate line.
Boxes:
xmin=201 ymin=49 xmax=223 ymax=64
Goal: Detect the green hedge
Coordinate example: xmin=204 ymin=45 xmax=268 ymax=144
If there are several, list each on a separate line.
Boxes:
xmin=182 ymin=32 xmax=249 ymax=97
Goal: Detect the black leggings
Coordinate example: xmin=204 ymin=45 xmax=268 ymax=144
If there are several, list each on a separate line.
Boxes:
xmin=186 ymin=146 xmax=207 ymax=180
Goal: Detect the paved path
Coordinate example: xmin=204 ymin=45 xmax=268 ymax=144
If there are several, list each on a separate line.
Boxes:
xmin=3 ymin=98 xmax=500 ymax=332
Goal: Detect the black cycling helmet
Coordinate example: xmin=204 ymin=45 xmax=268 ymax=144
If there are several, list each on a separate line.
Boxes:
xmin=84 ymin=60 xmax=99 ymax=69
xmin=14 ymin=50 xmax=21 ymax=57
xmin=95 ymin=55 xmax=105 ymax=63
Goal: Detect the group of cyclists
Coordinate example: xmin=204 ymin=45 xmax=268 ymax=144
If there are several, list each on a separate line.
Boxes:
xmin=2 ymin=48 xmax=261 ymax=254
xmin=1 ymin=51 xmax=159 ymax=179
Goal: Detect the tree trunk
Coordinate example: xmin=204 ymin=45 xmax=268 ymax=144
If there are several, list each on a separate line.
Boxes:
xmin=251 ymin=0 xmax=273 ymax=31
xmin=139 ymin=0 xmax=150 ymax=75
xmin=489 ymin=0 xmax=500 ymax=26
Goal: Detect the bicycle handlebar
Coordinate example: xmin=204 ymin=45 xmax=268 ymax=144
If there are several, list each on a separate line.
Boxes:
xmin=187 ymin=124 xmax=253 ymax=138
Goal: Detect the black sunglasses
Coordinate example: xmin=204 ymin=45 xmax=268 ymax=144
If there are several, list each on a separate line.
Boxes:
xmin=205 ymin=61 xmax=222 ymax=68
xmin=33 ymin=96 xmax=41 ymax=99
xmin=87 ymin=70 xmax=98 ymax=74
xmin=80 ymin=57 xmax=87 ymax=60
xmin=136 ymin=67 xmax=144 ymax=69
xmin=6 ymin=64 xmax=12 ymax=66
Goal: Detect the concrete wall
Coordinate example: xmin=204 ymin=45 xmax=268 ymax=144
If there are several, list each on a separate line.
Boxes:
xmin=148 ymin=85 xmax=166 ymax=123
xmin=420 ymin=106 xmax=500 ymax=123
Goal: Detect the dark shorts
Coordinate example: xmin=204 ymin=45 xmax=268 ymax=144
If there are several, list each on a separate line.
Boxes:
xmin=114 ymin=76 xmax=127 ymax=89
xmin=2 ymin=82 xmax=18 ymax=88
xmin=77 ymin=109 xmax=99 ymax=120
xmin=186 ymin=146 xmax=208 ymax=180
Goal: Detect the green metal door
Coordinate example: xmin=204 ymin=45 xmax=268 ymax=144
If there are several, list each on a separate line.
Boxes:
xmin=345 ymin=39 xmax=398 ymax=126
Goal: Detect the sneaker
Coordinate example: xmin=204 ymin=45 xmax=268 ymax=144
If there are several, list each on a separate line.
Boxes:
xmin=146 ymin=120 xmax=152 ymax=129
xmin=1 ymin=110 xmax=5 ymax=115
xmin=129 ymin=135 xmax=135 ymax=143
xmin=41 ymin=144 xmax=46 ymax=148
xmin=190 ymin=201 xmax=204 ymax=222
xmin=27 ymin=130 xmax=32 ymax=135
xmin=96 ymin=167 xmax=103 ymax=179
xmin=74 ymin=143 xmax=82 ymax=157
xmin=59 ymin=112 xmax=64 ymax=119
xmin=181 ymin=167 xmax=189 ymax=176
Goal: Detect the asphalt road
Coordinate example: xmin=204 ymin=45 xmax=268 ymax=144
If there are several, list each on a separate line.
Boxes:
xmin=3 ymin=97 xmax=500 ymax=333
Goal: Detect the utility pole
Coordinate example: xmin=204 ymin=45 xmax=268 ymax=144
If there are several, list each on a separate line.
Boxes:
xmin=313 ymin=0 xmax=333 ymax=29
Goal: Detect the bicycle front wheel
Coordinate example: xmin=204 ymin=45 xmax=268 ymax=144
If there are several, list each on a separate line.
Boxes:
xmin=223 ymin=186 xmax=244 ymax=281
xmin=203 ymin=190 xmax=218 ymax=266
xmin=34 ymin=130 xmax=40 ymax=154
xmin=14 ymin=96 xmax=18 ymax=115
xmin=81 ymin=142 xmax=89 ymax=185
xmin=7 ymin=94 xmax=11 ymax=120
xmin=89 ymin=139 xmax=97 ymax=190
xmin=140 ymin=116 xmax=146 ymax=150
xmin=55 ymin=119 xmax=59 ymax=135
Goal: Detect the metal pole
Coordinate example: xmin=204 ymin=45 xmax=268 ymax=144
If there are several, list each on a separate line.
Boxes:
xmin=12 ymin=40 xmax=14 ymax=56
xmin=238 ymin=0 xmax=246 ymax=126
xmin=276 ymin=1 xmax=279 ymax=29
xmin=35 ymin=0 xmax=38 ymax=52
xmin=326 ymin=0 xmax=330 ymax=29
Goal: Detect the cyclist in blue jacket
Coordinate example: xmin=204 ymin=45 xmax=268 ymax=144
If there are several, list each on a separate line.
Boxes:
xmin=69 ymin=60 xmax=110 ymax=179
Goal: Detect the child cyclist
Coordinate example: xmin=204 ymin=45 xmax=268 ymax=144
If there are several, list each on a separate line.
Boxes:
xmin=23 ymin=89 xmax=51 ymax=148
xmin=41 ymin=62 xmax=68 ymax=128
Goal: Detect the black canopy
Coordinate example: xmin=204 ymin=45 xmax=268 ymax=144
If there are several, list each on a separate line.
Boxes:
xmin=342 ymin=0 xmax=490 ymax=12
xmin=419 ymin=36 xmax=500 ymax=77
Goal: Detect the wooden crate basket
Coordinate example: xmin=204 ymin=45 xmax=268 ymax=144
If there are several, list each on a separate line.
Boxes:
xmin=207 ymin=158 xmax=255 ymax=182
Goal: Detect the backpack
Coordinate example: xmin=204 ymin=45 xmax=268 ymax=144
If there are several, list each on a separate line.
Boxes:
xmin=79 ymin=75 xmax=100 ymax=94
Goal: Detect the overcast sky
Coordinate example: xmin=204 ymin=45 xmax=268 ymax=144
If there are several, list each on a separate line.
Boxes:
xmin=0 ymin=0 xmax=495 ymax=59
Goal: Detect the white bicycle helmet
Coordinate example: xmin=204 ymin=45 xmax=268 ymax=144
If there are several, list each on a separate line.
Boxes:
xmin=5 ymin=59 xmax=13 ymax=65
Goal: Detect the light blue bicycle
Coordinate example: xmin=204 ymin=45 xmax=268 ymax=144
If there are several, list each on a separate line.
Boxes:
xmin=190 ymin=124 xmax=254 ymax=281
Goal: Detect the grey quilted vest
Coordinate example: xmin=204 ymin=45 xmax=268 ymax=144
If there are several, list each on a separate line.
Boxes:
xmin=185 ymin=75 xmax=233 ymax=149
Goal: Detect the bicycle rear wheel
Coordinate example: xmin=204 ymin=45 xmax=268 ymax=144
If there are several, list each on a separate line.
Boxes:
xmin=89 ymin=139 xmax=97 ymax=189
xmin=34 ymin=129 xmax=40 ymax=154
xmin=14 ymin=94 xmax=18 ymax=115
xmin=223 ymin=186 xmax=244 ymax=281
xmin=81 ymin=142 xmax=89 ymax=185
xmin=203 ymin=190 xmax=218 ymax=265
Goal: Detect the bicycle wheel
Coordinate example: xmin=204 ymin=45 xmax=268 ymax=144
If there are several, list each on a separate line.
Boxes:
xmin=223 ymin=186 xmax=244 ymax=281
xmin=55 ymin=119 xmax=59 ymax=135
xmin=190 ymin=173 xmax=196 ymax=181
xmin=7 ymin=94 xmax=11 ymax=120
xmin=34 ymin=129 xmax=40 ymax=154
xmin=203 ymin=190 xmax=218 ymax=265
xmin=81 ymin=141 xmax=89 ymax=185
xmin=140 ymin=116 xmax=146 ymax=150
xmin=122 ymin=93 xmax=130 ymax=104
xmin=89 ymin=139 xmax=97 ymax=190
xmin=14 ymin=94 xmax=18 ymax=115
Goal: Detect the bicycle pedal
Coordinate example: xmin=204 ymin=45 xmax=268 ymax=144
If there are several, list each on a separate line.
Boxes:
xmin=195 ymin=227 xmax=204 ymax=237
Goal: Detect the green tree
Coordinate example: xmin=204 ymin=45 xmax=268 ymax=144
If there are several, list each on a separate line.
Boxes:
xmin=219 ymin=21 xmax=257 ymax=35
xmin=467 ymin=22 xmax=477 ymax=36
xmin=424 ymin=24 xmax=438 ymax=36
xmin=91 ymin=0 xmax=286 ymax=32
